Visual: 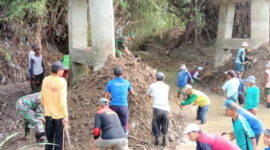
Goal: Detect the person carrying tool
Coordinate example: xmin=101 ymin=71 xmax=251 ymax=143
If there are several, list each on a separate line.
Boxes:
xmin=244 ymin=76 xmax=260 ymax=115
xmin=184 ymin=123 xmax=240 ymax=150
xmin=147 ymin=72 xmax=170 ymax=146
xmin=235 ymin=42 xmax=248 ymax=77
xmin=41 ymin=61 xmax=68 ymax=150
xmin=224 ymin=100 xmax=263 ymax=144
xmin=90 ymin=98 xmax=128 ymax=150
xmin=15 ymin=92 xmax=46 ymax=143
xmin=224 ymin=102 xmax=257 ymax=150
xmin=261 ymin=62 xmax=270 ymax=108
xmin=191 ymin=66 xmax=204 ymax=83
xmin=264 ymin=128 xmax=270 ymax=150
xmin=104 ymin=67 xmax=135 ymax=133
xmin=29 ymin=44 xmax=45 ymax=93
xmin=180 ymin=84 xmax=210 ymax=124
xmin=177 ymin=64 xmax=193 ymax=98
xmin=115 ymin=32 xmax=135 ymax=57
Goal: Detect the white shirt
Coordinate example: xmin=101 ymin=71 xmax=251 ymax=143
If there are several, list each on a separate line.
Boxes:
xmin=193 ymin=71 xmax=199 ymax=79
xmin=222 ymin=77 xmax=240 ymax=97
xmin=265 ymin=70 xmax=270 ymax=88
xmin=147 ymin=81 xmax=170 ymax=112
xmin=31 ymin=55 xmax=43 ymax=75
xmin=28 ymin=50 xmax=35 ymax=69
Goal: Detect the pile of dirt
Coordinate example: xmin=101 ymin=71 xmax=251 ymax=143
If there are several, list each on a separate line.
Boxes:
xmin=68 ymin=57 xmax=184 ymax=149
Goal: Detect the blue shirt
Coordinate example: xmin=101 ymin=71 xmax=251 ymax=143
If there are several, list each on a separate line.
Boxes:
xmin=238 ymin=108 xmax=263 ymax=134
xmin=244 ymin=86 xmax=260 ymax=110
xmin=106 ymin=77 xmax=132 ymax=106
xmin=266 ymin=148 xmax=270 ymax=150
xmin=232 ymin=115 xmax=255 ymax=150
xmin=235 ymin=48 xmax=245 ymax=64
xmin=177 ymin=70 xmax=192 ymax=88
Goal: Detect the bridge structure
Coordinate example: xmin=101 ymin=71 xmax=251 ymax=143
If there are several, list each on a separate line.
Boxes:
xmin=213 ymin=0 xmax=270 ymax=67
xmin=68 ymin=0 xmax=115 ymax=84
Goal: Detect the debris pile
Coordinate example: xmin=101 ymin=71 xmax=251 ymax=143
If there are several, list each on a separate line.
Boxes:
xmin=68 ymin=57 xmax=184 ymax=149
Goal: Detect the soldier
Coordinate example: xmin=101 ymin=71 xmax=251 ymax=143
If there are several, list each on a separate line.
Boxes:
xmin=15 ymin=92 xmax=45 ymax=142
xmin=115 ymin=32 xmax=135 ymax=57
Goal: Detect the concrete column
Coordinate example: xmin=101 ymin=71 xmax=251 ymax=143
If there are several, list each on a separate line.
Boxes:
xmin=251 ymin=0 xmax=270 ymax=48
xmin=215 ymin=3 xmax=235 ymax=67
xmin=90 ymin=0 xmax=115 ymax=71
xmin=68 ymin=0 xmax=89 ymax=85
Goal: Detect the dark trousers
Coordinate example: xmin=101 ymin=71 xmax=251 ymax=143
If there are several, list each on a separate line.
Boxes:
xmin=152 ymin=108 xmax=169 ymax=136
xmin=196 ymin=105 xmax=210 ymax=124
xmin=110 ymin=105 xmax=129 ymax=132
xmin=31 ymin=73 xmax=44 ymax=93
xmin=238 ymin=93 xmax=244 ymax=105
xmin=45 ymin=116 xmax=64 ymax=150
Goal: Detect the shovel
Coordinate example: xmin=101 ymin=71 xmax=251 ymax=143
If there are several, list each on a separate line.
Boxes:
xmin=64 ymin=125 xmax=73 ymax=150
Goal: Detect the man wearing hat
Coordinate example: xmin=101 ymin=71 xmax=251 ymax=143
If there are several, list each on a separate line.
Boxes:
xmin=264 ymin=128 xmax=270 ymax=150
xmin=104 ymin=67 xmax=135 ymax=133
xmin=177 ymin=64 xmax=193 ymax=98
xmin=184 ymin=123 xmax=240 ymax=150
xmin=224 ymin=100 xmax=263 ymax=144
xmin=147 ymin=72 xmax=170 ymax=146
xmin=90 ymin=98 xmax=128 ymax=150
xmin=224 ymin=102 xmax=257 ymax=150
xmin=29 ymin=44 xmax=45 ymax=93
xmin=262 ymin=62 xmax=270 ymax=108
xmin=180 ymin=84 xmax=210 ymax=124
xmin=235 ymin=42 xmax=248 ymax=77
xmin=244 ymin=76 xmax=260 ymax=115
xmin=41 ymin=61 xmax=68 ymax=150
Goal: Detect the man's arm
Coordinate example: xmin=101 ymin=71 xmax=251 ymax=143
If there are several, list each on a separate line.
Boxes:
xmin=60 ymin=80 xmax=68 ymax=125
xmin=30 ymin=59 xmax=34 ymax=78
xmin=104 ymin=82 xmax=111 ymax=99
xmin=181 ymin=94 xmax=198 ymax=106
xmin=239 ymin=51 xmax=245 ymax=64
xmin=93 ymin=113 xmax=101 ymax=139
xmin=242 ymin=120 xmax=256 ymax=149
xmin=187 ymin=71 xmax=194 ymax=83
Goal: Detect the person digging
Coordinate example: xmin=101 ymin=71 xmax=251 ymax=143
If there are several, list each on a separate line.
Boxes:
xmin=147 ymin=72 xmax=170 ymax=146
xmin=180 ymin=84 xmax=211 ymax=124
xmin=115 ymin=32 xmax=135 ymax=57
xmin=89 ymin=98 xmax=128 ymax=150
xmin=177 ymin=64 xmax=193 ymax=99
xmin=16 ymin=92 xmax=46 ymax=143
xmin=184 ymin=123 xmax=240 ymax=150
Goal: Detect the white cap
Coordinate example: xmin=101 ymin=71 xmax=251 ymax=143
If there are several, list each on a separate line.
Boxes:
xmin=198 ymin=66 xmax=203 ymax=71
xmin=179 ymin=64 xmax=187 ymax=70
xmin=184 ymin=124 xmax=200 ymax=134
xmin=184 ymin=84 xmax=193 ymax=90
xmin=241 ymin=42 xmax=248 ymax=47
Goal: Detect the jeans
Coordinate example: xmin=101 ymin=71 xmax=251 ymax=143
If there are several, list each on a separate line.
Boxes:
xmin=45 ymin=116 xmax=64 ymax=150
xmin=152 ymin=108 xmax=169 ymax=136
xmin=110 ymin=106 xmax=129 ymax=133
xmin=196 ymin=105 xmax=210 ymax=124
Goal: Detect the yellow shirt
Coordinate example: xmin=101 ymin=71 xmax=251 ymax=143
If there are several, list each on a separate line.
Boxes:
xmin=181 ymin=89 xmax=211 ymax=107
xmin=41 ymin=75 xmax=68 ymax=119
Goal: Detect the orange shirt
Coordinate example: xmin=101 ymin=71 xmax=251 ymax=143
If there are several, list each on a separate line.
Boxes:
xmin=41 ymin=75 xmax=68 ymax=119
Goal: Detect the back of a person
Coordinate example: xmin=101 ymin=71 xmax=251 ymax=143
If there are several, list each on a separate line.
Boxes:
xmin=224 ymin=78 xmax=240 ymax=96
xmin=193 ymin=89 xmax=211 ymax=106
xmin=97 ymin=108 xmax=126 ymax=140
xmin=108 ymin=77 xmax=130 ymax=106
xmin=199 ymin=132 xmax=240 ymax=150
xmin=235 ymin=48 xmax=245 ymax=64
xmin=178 ymin=70 xmax=189 ymax=87
xmin=233 ymin=115 xmax=254 ymax=150
xmin=149 ymin=81 xmax=170 ymax=111
xmin=42 ymin=75 xmax=66 ymax=118
xmin=238 ymin=108 xmax=263 ymax=134
xmin=245 ymin=86 xmax=260 ymax=109
xmin=31 ymin=55 xmax=43 ymax=75
xmin=16 ymin=92 xmax=41 ymax=111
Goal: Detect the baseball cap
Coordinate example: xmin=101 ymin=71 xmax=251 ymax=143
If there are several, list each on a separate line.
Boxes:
xmin=245 ymin=76 xmax=256 ymax=84
xmin=51 ymin=61 xmax=65 ymax=72
xmin=184 ymin=124 xmax=200 ymax=134
xmin=114 ymin=67 xmax=123 ymax=74
xmin=156 ymin=72 xmax=165 ymax=80
xmin=98 ymin=98 xmax=109 ymax=106
xmin=264 ymin=128 xmax=270 ymax=136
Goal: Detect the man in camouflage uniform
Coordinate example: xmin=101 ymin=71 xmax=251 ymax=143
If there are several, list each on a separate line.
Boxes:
xmin=15 ymin=92 xmax=46 ymax=142
xmin=115 ymin=32 xmax=135 ymax=57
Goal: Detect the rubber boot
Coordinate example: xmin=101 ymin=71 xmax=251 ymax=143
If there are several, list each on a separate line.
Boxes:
xmin=162 ymin=134 xmax=167 ymax=146
xmin=267 ymin=103 xmax=270 ymax=108
xmin=24 ymin=120 xmax=30 ymax=137
xmin=154 ymin=136 xmax=159 ymax=145
xmin=35 ymin=132 xmax=46 ymax=143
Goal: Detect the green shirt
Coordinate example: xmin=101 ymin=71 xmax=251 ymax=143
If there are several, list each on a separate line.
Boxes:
xmin=181 ymin=94 xmax=198 ymax=106
xmin=233 ymin=115 xmax=255 ymax=150
xmin=61 ymin=55 xmax=69 ymax=69
xmin=115 ymin=36 xmax=128 ymax=50
xmin=244 ymin=86 xmax=260 ymax=110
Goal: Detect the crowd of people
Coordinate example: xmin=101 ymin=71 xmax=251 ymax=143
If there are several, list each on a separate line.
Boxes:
xmin=14 ymin=40 xmax=270 ymax=150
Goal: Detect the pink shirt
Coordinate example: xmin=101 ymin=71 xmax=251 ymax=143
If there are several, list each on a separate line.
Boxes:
xmin=199 ymin=132 xmax=240 ymax=150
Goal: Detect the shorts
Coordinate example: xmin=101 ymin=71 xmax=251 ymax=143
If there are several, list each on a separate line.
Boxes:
xmin=95 ymin=138 xmax=128 ymax=150
xmin=265 ymin=88 xmax=270 ymax=95
xmin=177 ymin=86 xmax=185 ymax=95
xmin=235 ymin=63 xmax=245 ymax=72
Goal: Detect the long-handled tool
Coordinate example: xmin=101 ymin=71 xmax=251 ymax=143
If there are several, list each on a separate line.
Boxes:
xmin=64 ymin=125 xmax=73 ymax=150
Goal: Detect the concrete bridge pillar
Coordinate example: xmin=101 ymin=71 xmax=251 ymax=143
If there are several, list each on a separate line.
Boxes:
xmin=68 ymin=0 xmax=115 ymax=85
